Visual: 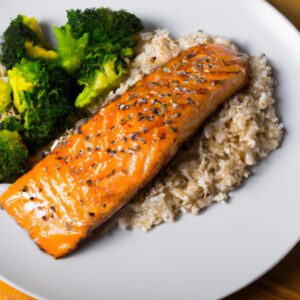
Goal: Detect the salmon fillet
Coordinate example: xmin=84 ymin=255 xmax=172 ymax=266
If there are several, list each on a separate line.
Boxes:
xmin=0 ymin=44 xmax=248 ymax=258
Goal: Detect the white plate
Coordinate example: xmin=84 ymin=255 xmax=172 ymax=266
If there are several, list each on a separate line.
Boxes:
xmin=1 ymin=0 xmax=300 ymax=299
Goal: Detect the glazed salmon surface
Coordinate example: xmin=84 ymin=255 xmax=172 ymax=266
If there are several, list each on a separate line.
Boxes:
xmin=0 ymin=44 xmax=248 ymax=258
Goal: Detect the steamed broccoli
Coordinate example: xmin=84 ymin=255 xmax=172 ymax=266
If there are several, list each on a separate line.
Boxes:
xmin=54 ymin=8 xmax=143 ymax=108
xmin=0 ymin=15 xmax=57 ymax=69
xmin=53 ymin=24 xmax=89 ymax=75
xmin=75 ymin=53 xmax=127 ymax=108
xmin=7 ymin=58 xmax=73 ymax=148
xmin=0 ymin=114 xmax=24 ymax=132
xmin=0 ymin=130 xmax=28 ymax=182
xmin=66 ymin=8 xmax=143 ymax=52
xmin=0 ymin=78 xmax=12 ymax=113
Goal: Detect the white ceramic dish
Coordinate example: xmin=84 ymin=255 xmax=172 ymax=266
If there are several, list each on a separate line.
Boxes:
xmin=0 ymin=0 xmax=300 ymax=299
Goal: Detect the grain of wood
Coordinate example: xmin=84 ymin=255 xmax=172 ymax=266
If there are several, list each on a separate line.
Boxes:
xmin=268 ymin=0 xmax=300 ymax=29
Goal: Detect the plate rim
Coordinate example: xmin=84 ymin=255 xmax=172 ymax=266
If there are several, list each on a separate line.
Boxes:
xmin=0 ymin=0 xmax=300 ymax=299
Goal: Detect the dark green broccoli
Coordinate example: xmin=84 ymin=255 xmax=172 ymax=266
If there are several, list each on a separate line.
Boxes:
xmin=0 ymin=130 xmax=28 ymax=182
xmin=54 ymin=8 xmax=143 ymax=108
xmin=0 ymin=114 xmax=24 ymax=132
xmin=7 ymin=58 xmax=73 ymax=148
xmin=0 ymin=15 xmax=57 ymax=69
xmin=0 ymin=77 xmax=12 ymax=113
xmin=67 ymin=8 xmax=143 ymax=52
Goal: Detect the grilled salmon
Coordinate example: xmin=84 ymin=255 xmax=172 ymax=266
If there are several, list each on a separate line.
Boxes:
xmin=0 ymin=44 xmax=248 ymax=258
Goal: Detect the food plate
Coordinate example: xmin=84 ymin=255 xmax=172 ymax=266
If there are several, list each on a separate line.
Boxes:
xmin=0 ymin=0 xmax=300 ymax=299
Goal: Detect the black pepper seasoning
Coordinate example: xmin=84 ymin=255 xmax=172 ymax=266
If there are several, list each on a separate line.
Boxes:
xmin=128 ymin=93 xmax=137 ymax=100
xmin=138 ymin=98 xmax=148 ymax=104
xmin=86 ymin=179 xmax=94 ymax=186
xmin=119 ymin=104 xmax=130 ymax=110
xmin=142 ymin=127 xmax=148 ymax=133
xmin=130 ymin=132 xmax=140 ymax=140
xmin=173 ymin=112 xmax=181 ymax=118
xmin=187 ymin=98 xmax=195 ymax=105
xmin=197 ymin=77 xmax=206 ymax=84
xmin=106 ymin=148 xmax=117 ymax=156
xmin=151 ymin=107 xmax=160 ymax=115
xmin=187 ymin=52 xmax=197 ymax=59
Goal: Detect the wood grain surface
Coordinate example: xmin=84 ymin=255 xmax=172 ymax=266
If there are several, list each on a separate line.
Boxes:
xmin=1 ymin=0 xmax=299 ymax=299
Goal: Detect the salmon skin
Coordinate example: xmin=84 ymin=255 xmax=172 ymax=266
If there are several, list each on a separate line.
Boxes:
xmin=0 ymin=44 xmax=248 ymax=258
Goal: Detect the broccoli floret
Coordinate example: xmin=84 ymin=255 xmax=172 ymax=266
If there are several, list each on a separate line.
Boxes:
xmin=53 ymin=24 xmax=89 ymax=75
xmin=0 ymin=15 xmax=57 ymax=69
xmin=7 ymin=58 xmax=73 ymax=148
xmin=67 ymin=8 xmax=143 ymax=50
xmin=0 ymin=130 xmax=28 ymax=182
xmin=54 ymin=8 xmax=143 ymax=108
xmin=75 ymin=54 xmax=127 ymax=108
xmin=0 ymin=77 xmax=12 ymax=113
xmin=0 ymin=114 xmax=24 ymax=132
xmin=8 ymin=60 xmax=40 ymax=114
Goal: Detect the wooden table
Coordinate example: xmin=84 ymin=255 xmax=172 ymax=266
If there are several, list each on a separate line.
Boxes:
xmin=1 ymin=1 xmax=299 ymax=299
